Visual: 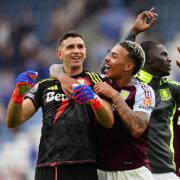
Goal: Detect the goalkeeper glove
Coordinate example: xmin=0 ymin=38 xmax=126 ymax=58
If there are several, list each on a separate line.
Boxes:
xmin=12 ymin=70 xmax=38 ymax=104
xmin=72 ymin=84 xmax=102 ymax=110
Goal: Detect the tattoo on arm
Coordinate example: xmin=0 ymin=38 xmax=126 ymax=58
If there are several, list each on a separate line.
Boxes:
xmin=113 ymin=95 xmax=150 ymax=137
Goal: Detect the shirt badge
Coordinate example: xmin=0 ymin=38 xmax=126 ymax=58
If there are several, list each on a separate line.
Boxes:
xmin=120 ymin=90 xmax=130 ymax=100
xmin=159 ymin=88 xmax=171 ymax=101
xmin=143 ymin=97 xmax=152 ymax=107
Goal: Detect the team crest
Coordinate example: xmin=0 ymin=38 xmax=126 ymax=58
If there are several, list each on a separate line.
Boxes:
xmin=120 ymin=90 xmax=130 ymax=100
xmin=159 ymin=88 xmax=171 ymax=101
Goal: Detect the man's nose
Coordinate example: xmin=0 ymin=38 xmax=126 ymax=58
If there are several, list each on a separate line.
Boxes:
xmin=167 ymin=57 xmax=171 ymax=63
xmin=105 ymin=54 xmax=111 ymax=62
xmin=72 ymin=46 xmax=80 ymax=53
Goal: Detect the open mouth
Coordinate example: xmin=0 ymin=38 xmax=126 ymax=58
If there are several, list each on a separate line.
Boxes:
xmin=104 ymin=64 xmax=110 ymax=72
xmin=71 ymin=56 xmax=81 ymax=60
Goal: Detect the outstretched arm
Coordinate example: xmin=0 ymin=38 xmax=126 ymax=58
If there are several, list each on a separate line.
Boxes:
xmin=6 ymin=71 xmax=38 ymax=128
xmin=100 ymin=8 xmax=158 ymax=74
xmin=122 ymin=7 xmax=157 ymax=41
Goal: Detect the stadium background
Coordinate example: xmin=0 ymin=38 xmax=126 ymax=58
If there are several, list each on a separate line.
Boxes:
xmin=0 ymin=0 xmax=179 ymax=179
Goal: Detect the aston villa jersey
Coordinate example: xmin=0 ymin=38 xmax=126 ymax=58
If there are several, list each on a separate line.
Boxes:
xmin=97 ymin=78 xmax=155 ymax=171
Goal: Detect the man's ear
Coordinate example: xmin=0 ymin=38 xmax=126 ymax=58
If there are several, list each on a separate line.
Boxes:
xmin=125 ymin=62 xmax=134 ymax=72
xmin=84 ymin=47 xmax=87 ymax=59
xmin=146 ymin=54 xmax=153 ymax=64
xmin=56 ymin=49 xmax=62 ymax=58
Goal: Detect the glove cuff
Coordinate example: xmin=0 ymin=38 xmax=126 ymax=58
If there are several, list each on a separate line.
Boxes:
xmin=91 ymin=95 xmax=102 ymax=110
xmin=12 ymin=88 xmax=24 ymax=104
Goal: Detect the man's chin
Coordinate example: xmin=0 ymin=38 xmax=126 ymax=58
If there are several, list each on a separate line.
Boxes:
xmin=104 ymin=73 xmax=110 ymax=79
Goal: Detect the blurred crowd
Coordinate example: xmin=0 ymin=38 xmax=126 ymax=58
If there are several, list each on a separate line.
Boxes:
xmin=0 ymin=0 xmax=179 ymax=179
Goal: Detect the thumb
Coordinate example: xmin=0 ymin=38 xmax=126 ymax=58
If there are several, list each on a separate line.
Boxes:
xmin=26 ymin=70 xmax=38 ymax=80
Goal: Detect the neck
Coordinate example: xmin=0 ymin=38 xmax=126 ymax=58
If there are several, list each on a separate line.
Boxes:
xmin=143 ymin=66 xmax=163 ymax=77
xmin=113 ymin=76 xmax=133 ymax=88
xmin=64 ymin=66 xmax=83 ymax=76
xmin=143 ymin=66 xmax=154 ymax=75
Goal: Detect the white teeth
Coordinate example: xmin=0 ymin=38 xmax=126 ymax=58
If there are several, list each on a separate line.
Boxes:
xmin=105 ymin=64 xmax=110 ymax=69
xmin=72 ymin=57 xmax=80 ymax=59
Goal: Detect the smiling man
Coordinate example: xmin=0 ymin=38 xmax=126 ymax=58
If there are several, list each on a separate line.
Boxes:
xmin=94 ymin=41 xmax=155 ymax=180
xmin=6 ymin=31 xmax=114 ymax=180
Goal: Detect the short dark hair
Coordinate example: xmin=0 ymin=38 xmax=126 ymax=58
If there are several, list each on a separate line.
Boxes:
xmin=57 ymin=31 xmax=83 ymax=47
xmin=119 ymin=41 xmax=145 ymax=75
xmin=140 ymin=41 xmax=160 ymax=62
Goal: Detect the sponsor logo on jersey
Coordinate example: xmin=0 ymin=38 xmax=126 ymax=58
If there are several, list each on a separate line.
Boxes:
xmin=143 ymin=97 xmax=151 ymax=106
xmin=46 ymin=92 xmax=69 ymax=102
xmin=138 ymin=105 xmax=152 ymax=111
xmin=120 ymin=90 xmax=130 ymax=100
xmin=159 ymin=88 xmax=171 ymax=101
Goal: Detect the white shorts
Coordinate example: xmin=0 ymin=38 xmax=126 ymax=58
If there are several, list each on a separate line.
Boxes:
xmin=152 ymin=172 xmax=179 ymax=180
xmin=97 ymin=166 xmax=153 ymax=180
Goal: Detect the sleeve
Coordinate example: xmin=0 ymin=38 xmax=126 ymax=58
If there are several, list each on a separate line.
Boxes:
xmin=120 ymin=30 xmax=136 ymax=42
xmin=133 ymin=84 xmax=155 ymax=115
xmin=25 ymin=82 xmax=43 ymax=111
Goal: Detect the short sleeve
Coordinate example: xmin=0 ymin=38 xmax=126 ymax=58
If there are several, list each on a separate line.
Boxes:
xmin=133 ymin=84 xmax=155 ymax=115
xmin=25 ymin=82 xmax=43 ymax=111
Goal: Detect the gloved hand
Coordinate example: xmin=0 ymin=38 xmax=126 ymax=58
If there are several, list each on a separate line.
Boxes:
xmin=72 ymin=84 xmax=102 ymax=110
xmin=12 ymin=70 xmax=38 ymax=103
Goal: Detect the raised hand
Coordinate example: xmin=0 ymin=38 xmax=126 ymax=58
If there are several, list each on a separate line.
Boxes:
xmin=12 ymin=70 xmax=38 ymax=103
xmin=132 ymin=7 xmax=158 ymax=34
xmin=72 ymin=84 xmax=102 ymax=110
xmin=176 ymin=46 xmax=180 ymax=68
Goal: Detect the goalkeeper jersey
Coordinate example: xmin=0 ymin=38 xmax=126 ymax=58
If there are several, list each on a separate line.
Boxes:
xmin=136 ymin=70 xmax=180 ymax=173
xmin=25 ymin=71 xmax=103 ymax=168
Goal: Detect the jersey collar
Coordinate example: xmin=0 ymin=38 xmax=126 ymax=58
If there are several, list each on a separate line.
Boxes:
xmin=136 ymin=70 xmax=154 ymax=83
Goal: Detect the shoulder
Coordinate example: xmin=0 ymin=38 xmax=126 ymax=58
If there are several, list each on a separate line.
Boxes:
xmin=84 ymin=71 xmax=103 ymax=83
xmin=32 ymin=78 xmax=59 ymax=91
xmin=38 ymin=78 xmax=57 ymax=84
xmin=134 ymin=78 xmax=154 ymax=94
xmin=162 ymin=77 xmax=180 ymax=86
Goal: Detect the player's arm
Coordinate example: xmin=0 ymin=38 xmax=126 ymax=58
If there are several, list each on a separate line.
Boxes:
xmin=50 ymin=64 xmax=77 ymax=98
xmin=6 ymin=71 xmax=38 ymax=128
xmin=72 ymin=84 xmax=114 ymax=128
xmin=100 ymin=8 xmax=157 ymax=74
xmin=111 ymin=93 xmax=150 ymax=137
xmin=124 ymin=7 xmax=157 ymax=40
xmin=6 ymin=99 xmax=36 ymax=128
xmin=94 ymin=82 xmax=155 ymax=137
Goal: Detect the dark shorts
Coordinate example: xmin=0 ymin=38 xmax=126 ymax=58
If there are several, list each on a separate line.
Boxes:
xmin=35 ymin=164 xmax=98 ymax=180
